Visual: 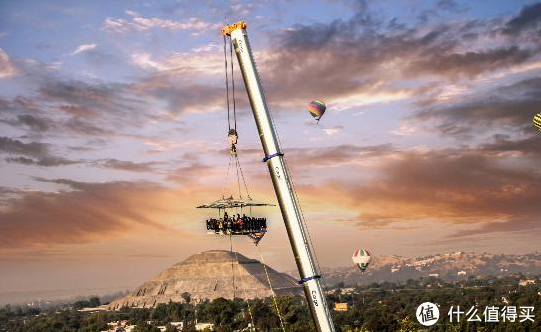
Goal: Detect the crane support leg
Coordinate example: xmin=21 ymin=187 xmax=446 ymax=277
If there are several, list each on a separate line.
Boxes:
xmin=227 ymin=25 xmax=336 ymax=332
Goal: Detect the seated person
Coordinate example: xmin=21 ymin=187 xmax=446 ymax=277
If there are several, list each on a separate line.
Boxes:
xmin=253 ymin=218 xmax=259 ymax=230
xmin=236 ymin=216 xmax=244 ymax=232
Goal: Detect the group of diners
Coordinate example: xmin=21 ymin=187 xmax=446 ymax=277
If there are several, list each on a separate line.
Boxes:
xmin=206 ymin=212 xmax=267 ymax=234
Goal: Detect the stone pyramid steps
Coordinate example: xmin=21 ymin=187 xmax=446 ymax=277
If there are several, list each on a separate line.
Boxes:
xmin=107 ymin=250 xmax=302 ymax=309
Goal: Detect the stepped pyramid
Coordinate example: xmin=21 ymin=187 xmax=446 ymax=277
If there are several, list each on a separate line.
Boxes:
xmin=107 ymin=250 xmax=302 ymax=309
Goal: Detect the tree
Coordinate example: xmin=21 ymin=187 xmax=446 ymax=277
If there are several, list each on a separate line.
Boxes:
xmin=151 ymin=303 xmax=169 ymax=323
xmin=89 ymin=297 xmax=101 ymax=307
xmin=204 ymin=298 xmax=236 ymax=328
xmin=396 ymin=316 xmax=417 ymax=332
xmin=181 ymin=293 xmax=191 ymax=305
xmin=164 ymin=323 xmax=179 ymax=332
xmin=133 ymin=322 xmax=161 ymax=332
xmin=251 ymin=299 xmax=280 ymax=331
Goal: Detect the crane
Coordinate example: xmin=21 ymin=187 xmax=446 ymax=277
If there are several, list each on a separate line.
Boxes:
xmin=221 ymin=21 xmax=336 ymax=332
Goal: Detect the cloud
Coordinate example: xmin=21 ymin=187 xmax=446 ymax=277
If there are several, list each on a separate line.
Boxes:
xmin=0 ymin=137 xmax=48 ymax=156
xmin=62 ymin=117 xmax=115 ymax=136
xmin=125 ymin=10 xmax=139 ymax=17
xmin=98 ymin=159 xmax=160 ymax=172
xmin=0 ymin=136 xmax=77 ymax=166
xmin=13 ymin=114 xmax=50 ymax=132
xmin=407 ymin=46 xmax=534 ymax=78
xmin=69 ymin=43 xmax=97 ymax=56
xmin=10 ymin=66 xmax=217 ymax=122
xmin=503 ymin=2 xmax=541 ymax=36
xmin=103 ymin=16 xmax=219 ymax=33
xmin=436 ymin=0 xmax=468 ymax=13
xmin=58 ymin=104 xmax=98 ymax=118
xmin=0 ymin=109 xmax=52 ymax=133
xmin=296 ymin=148 xmax=541 ymax=235
xmin=287 ymin=144 xmax=395 ymax=168
xmin=83 ymin=49 xmax=119 ymax=67
xmin=252 ymin=2 xmax=541 ymax=110
xmin=131 ymin=51 xmax=222 ymax=75
xmin=323 ymin=125 xmax=344 ymax=136
xmin=97 ymin=2 xmax=541 ymax=118
xmin=479 ymin=134 xmax=541 ymax=158
xmin=0 ymin=135 xmax=160 ymax=173
xmin=128 ymin=73 xmax=224 ymax=116
xmin=15 ymin=114 xmax=50 ymax=132
xmin=38 ymin=78 xmax=150 ymax=132
xmin=131 ymin=53 xmax=165 ymax=71
xmin=0 ymin=96 xmax=54 ymax=134
xmin=166 ymin=162 xmax=220 ymax=184
xmin=0 ymin=180 xmax=172 ymax=248
xmin=0 ymin=79 xmax=142 ymax=138
xmin=127 ymin=46 xmax=240 ymax=115
xmin=0 ymin=48 xmax=16 ymax=78
xmin=450 ymin=218 xmax=541 ymax=238
xmin=411 ymin=77 xmax=541 ymax=138
xmin=40 ymin=80 xmax=121 ymax=113
xmin=1 ymin=1 xmax=540 ymax=252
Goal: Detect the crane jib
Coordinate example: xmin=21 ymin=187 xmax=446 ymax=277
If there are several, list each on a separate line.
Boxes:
xmin=223 ymin=21 xmax=337 ymax=332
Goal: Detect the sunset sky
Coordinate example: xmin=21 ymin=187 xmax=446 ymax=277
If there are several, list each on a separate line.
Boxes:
xmin=1 ymin=0 xmax=540 ymax=303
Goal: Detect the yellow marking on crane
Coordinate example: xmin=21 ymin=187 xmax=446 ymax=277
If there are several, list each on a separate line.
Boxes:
xmin=221 ymin=21 xmax=247 ymax=36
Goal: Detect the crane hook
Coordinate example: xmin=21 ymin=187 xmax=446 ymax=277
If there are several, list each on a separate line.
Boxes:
xmin=228 ymin=129 xmax=238 ymax=155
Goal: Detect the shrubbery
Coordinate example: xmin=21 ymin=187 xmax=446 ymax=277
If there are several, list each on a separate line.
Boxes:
xmin=0 ymin=275 xmax=539 ymax=331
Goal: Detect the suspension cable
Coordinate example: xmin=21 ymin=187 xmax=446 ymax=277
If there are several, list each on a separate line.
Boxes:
xmin=221 ymin=154 xmax=233 ymax=199
xmin=235 ymin=155 xmax=242 ymax=199
xmin=229 ymin=37 xmax=237 ymax=131
xmin=223 ymin=35 xmax=231 ymax=130
xmin=257 ymin=246 xmax=287 ymax=332
xmin=230 ymin=234 xmax=235 ymax=299
xmin=235 ymin=154 xmax=251 ymax=199
xmin=232 ymin=250 xmax=256 ymax=331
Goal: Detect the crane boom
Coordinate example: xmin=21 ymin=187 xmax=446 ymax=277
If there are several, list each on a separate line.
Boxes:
xmin=222 ymin=21 xmax=336 ymax=332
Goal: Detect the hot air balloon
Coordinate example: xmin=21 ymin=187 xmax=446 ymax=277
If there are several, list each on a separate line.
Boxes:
xmin=352 ymin=249 xmax=371 ymax=272
xmin=534 ymin=113 xmax=541 ymax=132
xmin=307 ymin=100 xmax=326 ymax=123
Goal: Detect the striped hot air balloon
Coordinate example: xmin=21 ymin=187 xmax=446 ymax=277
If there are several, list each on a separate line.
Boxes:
xmin=307 ymin=100 xmax=326 ymax=122
xmin=534 ymin=113 xmax=541 ymax=132
xmin=352 ymin=248 xmax=371 ymax=272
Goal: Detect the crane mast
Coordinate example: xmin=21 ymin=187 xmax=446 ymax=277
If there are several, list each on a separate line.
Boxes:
xmin=221 ymin=21 xmax=336 ymax=332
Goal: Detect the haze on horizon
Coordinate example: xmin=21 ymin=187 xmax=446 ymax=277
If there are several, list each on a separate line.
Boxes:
xmin=0 ymin=0 xmax=540 ymax=303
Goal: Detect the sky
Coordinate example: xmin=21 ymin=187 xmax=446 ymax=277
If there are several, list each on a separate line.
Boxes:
xmin=0 ymin=0 xmax=540 ymax=303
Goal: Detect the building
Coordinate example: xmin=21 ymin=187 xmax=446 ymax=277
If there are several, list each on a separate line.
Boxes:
xmin=334 ymin=303 xmax=348 ymax=311
xmin=519 ymin=279 xmax=536 ymax=286
xmin=195 ymin=323 xmax=214 ymax=330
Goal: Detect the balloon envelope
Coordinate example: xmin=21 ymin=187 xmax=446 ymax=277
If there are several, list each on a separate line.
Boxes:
xmin=534 ymin=113 xmax=541 ymax=132
xmin=352 ymin=249 xmax=371 ymax=271
xmin=307 ymin=100 xmax=326 ymax=121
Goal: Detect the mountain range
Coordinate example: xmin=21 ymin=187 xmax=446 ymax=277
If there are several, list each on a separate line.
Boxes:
xmin=316 ymin=252 xmax=541 ymax=286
